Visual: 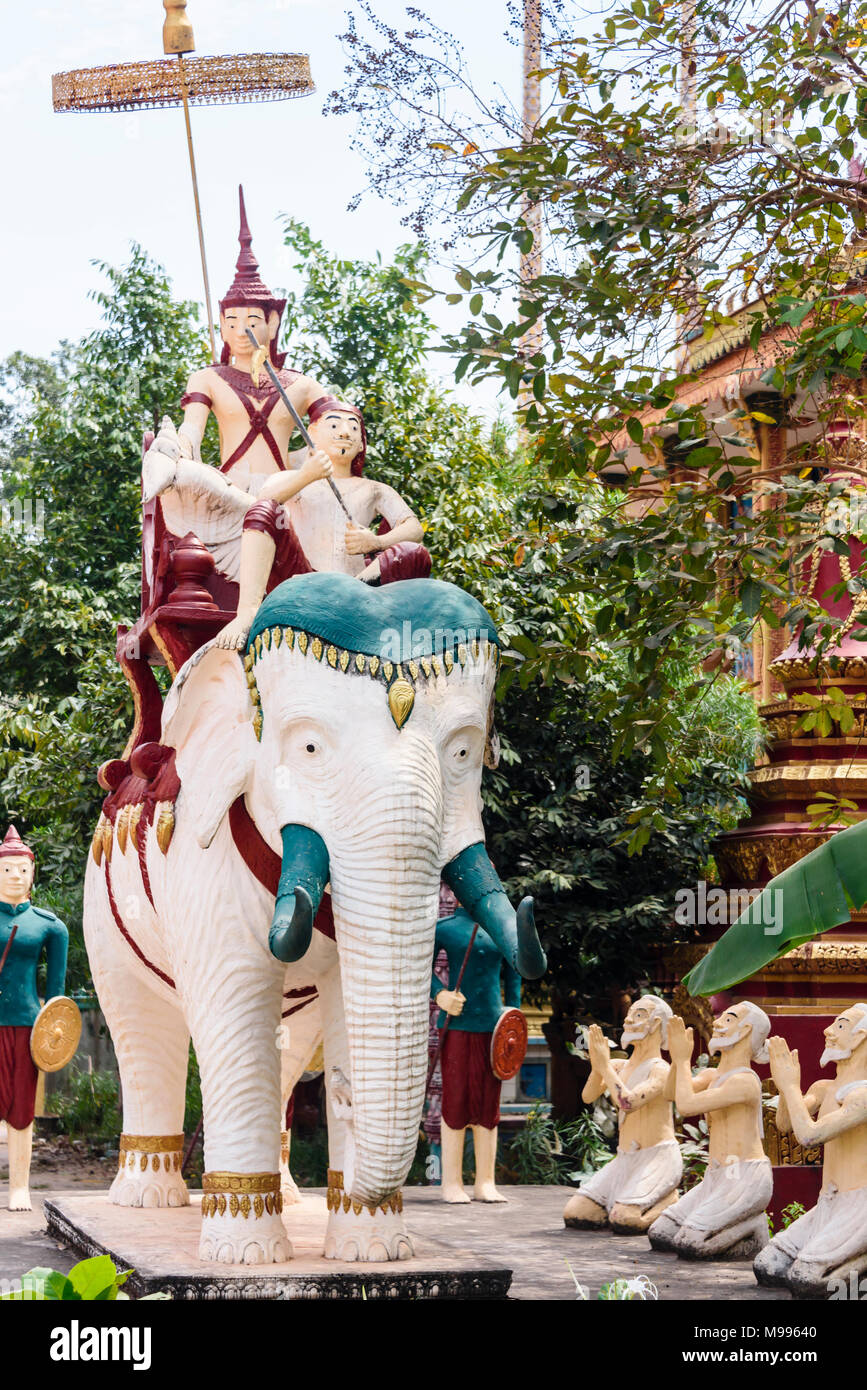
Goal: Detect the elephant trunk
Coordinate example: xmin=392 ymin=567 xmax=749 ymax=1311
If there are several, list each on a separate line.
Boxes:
xmin=442 ymin=842 xmax=547 ymax=979
xmin=333 ymin=856 xmax=439 ymax=1208
xmin=327 ymin=745 xmax=443 ymax=1208
xmin=269 ymin=824 xmax=330 ymax=963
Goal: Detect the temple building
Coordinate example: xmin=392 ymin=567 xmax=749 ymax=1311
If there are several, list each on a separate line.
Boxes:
xmin=604 ymin=292 xmax=867 ymax=1219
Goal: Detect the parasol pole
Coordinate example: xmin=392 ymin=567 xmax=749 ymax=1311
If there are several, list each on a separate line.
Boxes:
xmin=53 ymin=0 xmax=315 ymax=369
xmin=424 ymin=922 xmax=479 ymax=1099
xmin=163 ymin=3 xmax=217 ymax=363
xmin=177 ymin=55 xmax=217 ymax=364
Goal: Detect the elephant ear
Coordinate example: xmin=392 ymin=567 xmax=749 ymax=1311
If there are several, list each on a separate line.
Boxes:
xmin=161 ymin=642 xmax=257 ymax=849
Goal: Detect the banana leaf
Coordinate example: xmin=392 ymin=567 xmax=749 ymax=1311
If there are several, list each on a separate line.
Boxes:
xmin=684 ymin=819 xmax=867 ymax=997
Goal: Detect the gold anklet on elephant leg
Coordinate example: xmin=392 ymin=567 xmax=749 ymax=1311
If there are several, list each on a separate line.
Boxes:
xmin=201 ymin=1171 xmax=283 ymax=1219
xmin=326 ymin=1168 xmax=403 ymax=1217
xmin=118 ymin=1133 xmax=185 ymax=1173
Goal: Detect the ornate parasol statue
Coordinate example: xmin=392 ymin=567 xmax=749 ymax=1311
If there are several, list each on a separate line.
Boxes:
xmin=52 ymin=0 xmax=315 ymax=362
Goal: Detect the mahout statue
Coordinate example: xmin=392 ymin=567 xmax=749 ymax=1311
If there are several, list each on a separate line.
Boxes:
xmin=430 ymin=897 xmax=522 ymax=1204
xmin=0 ymin=827 xmax=72 ymax=1211
xmin=754 ymin=1007 xmax=867 ymax=1297
xmin=648 ymin=1004 xmax=773 ymax=1259
xmin=563 ymin=996 xmax=682 ymax=1233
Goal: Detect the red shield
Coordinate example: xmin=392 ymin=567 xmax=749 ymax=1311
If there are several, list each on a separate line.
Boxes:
xmin=490 ymin=1007 xmax=528 ymax=1081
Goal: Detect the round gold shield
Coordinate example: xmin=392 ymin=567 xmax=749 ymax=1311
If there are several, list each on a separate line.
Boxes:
xmin=30 ymin=997 xmax=82 ymax=1073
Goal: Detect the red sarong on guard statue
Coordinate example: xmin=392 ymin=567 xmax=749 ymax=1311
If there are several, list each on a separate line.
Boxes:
xmin=0 ymin=1026 xmax=38 ymax=1130
xmin=440 ymin=1029 xmax=499 ymax=1131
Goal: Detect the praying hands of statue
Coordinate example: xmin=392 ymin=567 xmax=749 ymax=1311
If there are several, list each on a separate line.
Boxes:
xmin=666 ymin=1015 xmax=695 ymax=1067
xmin=768 ymin=1035 xmax=801 ymax=1093
xmin=587 ymin=1023 xmax=611 ymax=1077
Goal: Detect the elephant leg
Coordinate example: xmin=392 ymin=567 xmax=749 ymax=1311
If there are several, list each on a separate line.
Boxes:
xmin=318 ymin=962 xmax=414 ymax=1262
xmin=186 ymin=961 xmax=291 ymax=1266
xmin=279 ymin=988 xmax=323 ymax=1205
xmin=85 ymin=884 xmax=190 ymax=1209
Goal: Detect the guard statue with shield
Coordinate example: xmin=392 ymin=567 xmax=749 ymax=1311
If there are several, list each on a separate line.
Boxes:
xmin=0 ymin=826 xmax=80 ymax=1211
xmin=430 ymin=889 xmax=527 ymax=1204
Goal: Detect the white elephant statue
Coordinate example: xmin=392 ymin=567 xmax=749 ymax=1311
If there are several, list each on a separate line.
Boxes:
xmin=84 ymin=571 xmax=546 ymax=1264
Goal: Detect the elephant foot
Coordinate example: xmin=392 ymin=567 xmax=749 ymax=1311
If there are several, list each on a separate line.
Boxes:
xmin=110 ymin=1136 xmax=190 ymax=1209
xmin=198 ymin=1212 xmax=292 ymax=1265
xmin=8 ymin=1188 xmax=32 ymax=1212
xmin=199 ymin=1174 xmax=291 ymax=1265
xmin=324 ymin=1184 xmax=413 ymax=1262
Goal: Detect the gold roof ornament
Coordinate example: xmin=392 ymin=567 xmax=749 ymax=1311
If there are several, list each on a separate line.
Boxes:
xmin=51 ymin=1 xmax=314 ymax=365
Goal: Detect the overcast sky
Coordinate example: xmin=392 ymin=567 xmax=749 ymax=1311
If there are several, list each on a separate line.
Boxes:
xmin=0 ymin=0 xmax=525 ymax=406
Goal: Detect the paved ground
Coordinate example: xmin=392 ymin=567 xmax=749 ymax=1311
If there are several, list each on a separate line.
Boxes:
xmin=1 ymin=1175 xmax=791 ymax=1301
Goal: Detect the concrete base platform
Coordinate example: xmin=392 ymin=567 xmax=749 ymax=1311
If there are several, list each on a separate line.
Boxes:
xmin=44 ymin=1192 xmax=512 ymax=1300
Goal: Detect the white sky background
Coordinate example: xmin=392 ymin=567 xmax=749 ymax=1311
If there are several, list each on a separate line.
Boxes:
xmin=0 ymin=0 xmax=529 ymax=415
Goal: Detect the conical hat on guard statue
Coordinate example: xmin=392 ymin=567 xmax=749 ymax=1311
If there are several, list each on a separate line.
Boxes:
xmin=490 ymin=1007 xmax=528 ymax=1081
xmin=30 ymin=996 xmax=82 ymax=1073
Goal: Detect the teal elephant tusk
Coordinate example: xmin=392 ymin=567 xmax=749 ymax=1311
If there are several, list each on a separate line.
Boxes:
xmin=442 ymin=842 xmax=547 ymax=980
xmin=269 ymin=825 xmax=330 ymax=963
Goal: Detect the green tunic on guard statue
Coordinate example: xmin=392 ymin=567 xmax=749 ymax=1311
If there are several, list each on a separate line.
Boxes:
xmin=430 ymin=908 xmax=521 ymax=1032
xmin=0 ymin=899 xmax=68 ymax=1027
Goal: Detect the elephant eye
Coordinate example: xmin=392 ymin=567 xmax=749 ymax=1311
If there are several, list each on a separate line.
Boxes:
xmin=445 ymin=727 xmax=483 ymax=766
xmin=305 ymin=742 xmax=317 ymax=754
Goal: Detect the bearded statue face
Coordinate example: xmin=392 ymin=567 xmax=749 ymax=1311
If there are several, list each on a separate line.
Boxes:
xmin=708 ymin=1004 xmax=751 ymax=1055
xmin=821 ymin=1008 xmax=867 ymax=1068
xmin=621 ymin=1001 xmax=656 ymax=1049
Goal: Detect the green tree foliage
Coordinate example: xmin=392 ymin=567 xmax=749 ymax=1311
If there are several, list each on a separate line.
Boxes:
xmin=0 ymin=248 xmax=207 ymax=978
xmin=0 ymin=228 xmax=759 ymax=1013
xmin=331 ymin=1 xmax=867 ymax=841
xmin=282 ymin=225 xmax=761 ymax=1010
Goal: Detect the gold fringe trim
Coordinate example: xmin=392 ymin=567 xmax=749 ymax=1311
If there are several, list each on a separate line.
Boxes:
xmin=244 ymin=624 xmax=499 ymax=736
xmin=201 ymin=1171 xmax=283 ymax=1220
xmin=325 ymin=1169 xmax=403 ymax=1217
xmin=118 ymin=1134 xmax=184 ymax=1171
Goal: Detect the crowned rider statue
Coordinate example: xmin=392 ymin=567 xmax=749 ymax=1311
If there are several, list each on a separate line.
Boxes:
xmin=0 ymin=827 xmax=72 ymax=1211
xmin=143 ymin=186 xmax=430 ymax=650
